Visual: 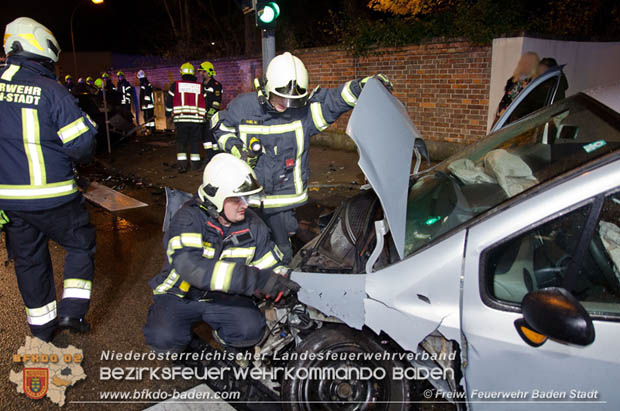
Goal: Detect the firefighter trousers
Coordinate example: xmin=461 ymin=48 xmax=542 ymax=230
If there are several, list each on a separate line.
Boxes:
xmin=142 ymin=108 xmax=155 ymax=131
xmin=143 ymin=293 xmax=266 ymax=353
xmin=4 ymin=196 xmax=96 ymax=341
xmin=257 ymin=209 xmax=298 ymax=264
xmin=175 ymin=122 xmax=203 ymax=170
xmin=201 ymin=121 xmax=218 ymax=165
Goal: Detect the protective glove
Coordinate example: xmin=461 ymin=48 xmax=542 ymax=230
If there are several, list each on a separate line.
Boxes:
xmin=246 ymin=153 xmax=259 ymax=168
xmin=361 ymin=73 xmax=393 ymax=91
xmin=0 ymin=210 xmax=9 ymax=229
xmin=230 ymin=144 xmax=258 ymax=168
xmin=254 ymin=270 xmax=301 ymax=303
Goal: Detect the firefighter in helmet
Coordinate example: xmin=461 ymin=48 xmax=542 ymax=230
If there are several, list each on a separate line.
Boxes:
xmin=143 ymin=153 xmax=300 ymax=353
xmin=116 ymin=70 xmax=134 ymax=123
xmin=1 ymin=17 xmax=98 ymax=341
xmin=165 ymin=62 xmax=206 ymax=173
xmin=197 ymin=61 xmax=222 ymax=164
xmin=212 ymin=52 xmax=392 ymax=263
xmin=137 ymin=70 xmax=155 ymax=135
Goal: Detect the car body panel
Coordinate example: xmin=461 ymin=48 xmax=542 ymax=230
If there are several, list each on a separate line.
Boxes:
xmin=292 ymin=273 xmax=366 ymax=329
xmin=461 ymin=158 xmax=620 ymax=409
xmin=364 ymin=230 xmax=465 ymax=350
xmin=345 ymin=78 xmax=416 ymax=259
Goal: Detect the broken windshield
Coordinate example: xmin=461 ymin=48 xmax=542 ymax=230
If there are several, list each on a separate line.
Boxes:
xmin=404 ymin=95 xmax=620 ymax=257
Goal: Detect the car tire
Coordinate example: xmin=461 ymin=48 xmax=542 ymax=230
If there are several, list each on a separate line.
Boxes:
xmin=280 ymin=325 xmax=414 ymax=410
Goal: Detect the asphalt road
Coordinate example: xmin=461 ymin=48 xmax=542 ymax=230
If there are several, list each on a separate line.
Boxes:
xmin=0 ymin=137 xmax=450 ymax=410
xmin=0 ymin=182 xmax=207 ymax=410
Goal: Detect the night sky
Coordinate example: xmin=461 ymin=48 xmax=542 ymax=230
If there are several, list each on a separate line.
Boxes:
xmin=4 ymin=0 xmax=172 ymax=55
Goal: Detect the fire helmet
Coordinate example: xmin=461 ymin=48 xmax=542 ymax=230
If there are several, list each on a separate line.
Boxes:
xmin=198 ymin=61 xmax=216 ymax=77
xmin=3 ymin=17 xmax=61 ymax=63
xmin=265 ymin=52 xmax=308 ymax=109
xmin=198 ymin=153 xmax=262 ymax=213
xmin=180 ymin=62 xmax=195 ymax=76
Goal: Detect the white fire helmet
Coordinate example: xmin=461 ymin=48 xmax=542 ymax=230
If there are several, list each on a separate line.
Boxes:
xmin=198 ymin=153 xmax=263 ymax=213
xmin=4 ymin=17 xmax=61 ymax=63
xmin=265 ymin=52 xmax=309 ymax=109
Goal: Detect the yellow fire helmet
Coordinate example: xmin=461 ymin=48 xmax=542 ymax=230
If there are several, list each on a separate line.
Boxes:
xmin=180 ymin=62 xmax=195 ymax=76
xmin=198 ymin=61 xmax=216 ymax=77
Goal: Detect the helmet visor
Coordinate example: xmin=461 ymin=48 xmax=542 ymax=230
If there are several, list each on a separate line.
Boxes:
xmin=232 ymin=172 xmax=262 ymax=195
xmin=269 ymin=93 xmax=308 ymax=109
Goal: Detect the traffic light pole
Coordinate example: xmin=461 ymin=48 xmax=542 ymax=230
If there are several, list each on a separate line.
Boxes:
xmin=261 ymin=29 xmax=275 ymax=73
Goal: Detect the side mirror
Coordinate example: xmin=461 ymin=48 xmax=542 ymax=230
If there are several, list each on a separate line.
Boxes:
xmin=515 ymin=287 xmax=595 ymax=347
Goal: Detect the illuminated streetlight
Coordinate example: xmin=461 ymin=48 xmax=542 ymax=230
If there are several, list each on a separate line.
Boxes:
xmin=71 ymin=0 xmax=104 ymax=77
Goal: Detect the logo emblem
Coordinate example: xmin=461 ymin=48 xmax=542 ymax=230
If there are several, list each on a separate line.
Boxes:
xmin=24 ymin=368 xmax=48 ymax=400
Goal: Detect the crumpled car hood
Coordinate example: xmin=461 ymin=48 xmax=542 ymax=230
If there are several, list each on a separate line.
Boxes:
xmin=345 ymin=78 xmax=419 ymax=259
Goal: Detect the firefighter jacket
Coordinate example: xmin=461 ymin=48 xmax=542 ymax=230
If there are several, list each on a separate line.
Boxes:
xmin=117 ymin=78 xmax=133 ymax=106
xmin=203 ymin=77 xmax=222 ymax=120
xmin=165 ymin=75 xmax=207 ymax=124
xmin=139 ymin=77 xmax=154 ymax=110
xmin=0 ymin=56 xmax=98 ymax=211
xmin=149 ymin=196 xmax=287 ymax=299
xmin=211 ymin=79 xmax=364 ymax=213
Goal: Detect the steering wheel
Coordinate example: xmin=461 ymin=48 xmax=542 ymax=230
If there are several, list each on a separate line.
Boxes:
xmin=589 ymin=234 xmax=620 ymax=297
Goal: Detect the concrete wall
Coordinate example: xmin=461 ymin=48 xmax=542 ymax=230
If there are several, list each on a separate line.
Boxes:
xmin=488 ymin=37 xmax=620 ymax=131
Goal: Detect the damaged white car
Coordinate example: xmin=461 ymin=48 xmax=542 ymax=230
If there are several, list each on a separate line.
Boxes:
xmin=249 ymin=77 xmax=620 ymax=410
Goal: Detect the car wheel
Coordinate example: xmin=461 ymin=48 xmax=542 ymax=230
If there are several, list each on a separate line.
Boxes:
xmin=281 ymin=326 xmax=414 ymax=411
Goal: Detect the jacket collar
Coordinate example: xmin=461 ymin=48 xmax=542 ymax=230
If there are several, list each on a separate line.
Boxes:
xmin=6 ymin=56 xmax=57 ymax=80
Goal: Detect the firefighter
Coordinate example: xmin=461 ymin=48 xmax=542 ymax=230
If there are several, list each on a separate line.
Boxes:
xmin=116 ymin=71 xmax=134 ymax=123
xmin=85 ymin=76 xmax=97 ymax=94
xmin=101 ymin=72 xmax=116 ymax=104
xmin=165 ymin=62 xmax=206 ymax=173
xmin=137 ymin=70 xmax=155 ymax=135
xmin=212 ymin=52 xmax=392 ymax=263
xmin=73 ymin=77 xmax=87 ymax=94
xmin=1 ymin=17 xmax=98 ymax=342
xmin=63 ymin=74 xmax=74 ymax=92
xmin=197 ymin=61 xmax=222 ymax=165
xmin=143 ymin=153 xmax=300 ymax=353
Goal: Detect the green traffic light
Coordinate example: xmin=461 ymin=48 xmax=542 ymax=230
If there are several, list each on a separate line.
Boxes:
xmin=258 ymin=2 xmax=280 ymax=24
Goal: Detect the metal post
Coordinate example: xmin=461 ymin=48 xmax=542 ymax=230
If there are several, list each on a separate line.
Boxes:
xmin=261 ymin=29 xmax=275 ymax=72
xmin=70 ymin=3 xmax=81 ymax=78
xmin=101 ymin=86 xmax=112 ymax=154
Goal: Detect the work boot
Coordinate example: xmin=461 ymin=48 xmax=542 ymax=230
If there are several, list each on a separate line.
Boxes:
xmin=57 ymin=317 xmax=90 ymax=334
xmin=191 ymin=161 xmax=202 ymax=171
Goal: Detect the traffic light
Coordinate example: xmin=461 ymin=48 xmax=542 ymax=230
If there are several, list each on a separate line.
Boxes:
xmin=255 ymin=1 xmax=280 ymax=29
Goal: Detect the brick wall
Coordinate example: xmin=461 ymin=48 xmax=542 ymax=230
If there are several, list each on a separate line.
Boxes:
xmin=118 ymin=40 xmax=492 ymax=145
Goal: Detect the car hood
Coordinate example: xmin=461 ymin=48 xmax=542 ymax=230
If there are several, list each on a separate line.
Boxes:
xmin=345 ymin=78 xmax=419 ymax=259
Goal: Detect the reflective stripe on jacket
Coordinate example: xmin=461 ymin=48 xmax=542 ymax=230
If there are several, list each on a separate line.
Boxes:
xmin=211 ymin=79 xmax=363 ymax=213
xmin=0 ymin=56 xmax=98 ymax=211
xmin=149 ymin=197 xmax=287 ymax=298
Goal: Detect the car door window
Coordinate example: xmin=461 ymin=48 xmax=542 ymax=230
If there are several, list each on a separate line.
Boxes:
xmin=505 ymin=76 xmax=559 ymax=126
xmin=484 ymin=190 xmax=620 ymax=316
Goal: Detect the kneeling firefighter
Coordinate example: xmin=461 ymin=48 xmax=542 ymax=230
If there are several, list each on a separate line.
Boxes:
xmin=143 ymin=153 xmax=300 ymax=353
